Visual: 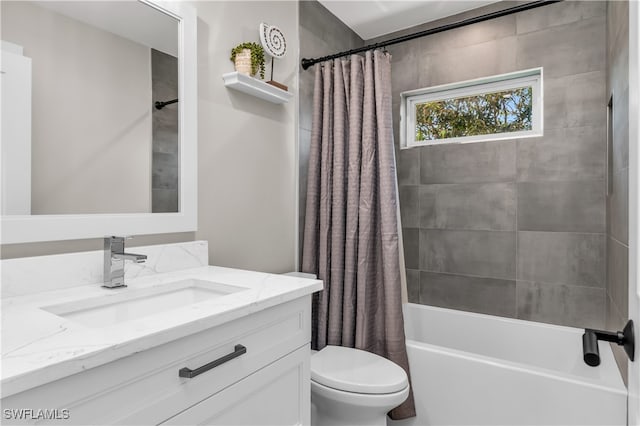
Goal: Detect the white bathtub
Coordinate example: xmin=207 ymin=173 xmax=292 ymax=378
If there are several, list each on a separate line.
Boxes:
xmin=391 ymin=303 xmax=627 ymax=426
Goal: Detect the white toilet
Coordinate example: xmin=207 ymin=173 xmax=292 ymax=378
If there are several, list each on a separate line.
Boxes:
xmin=310 ymin=345 xmax=409 ymax=426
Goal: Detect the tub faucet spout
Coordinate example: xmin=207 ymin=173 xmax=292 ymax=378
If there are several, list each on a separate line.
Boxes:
xmin=582 ymin=320 xmax=635 ymax=367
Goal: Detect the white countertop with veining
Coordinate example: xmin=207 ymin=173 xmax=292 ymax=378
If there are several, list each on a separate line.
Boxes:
xmin=1 ymin=266 xmax=322 ymax=398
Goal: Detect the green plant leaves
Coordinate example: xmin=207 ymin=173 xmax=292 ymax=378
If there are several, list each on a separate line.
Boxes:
xmin=230 ymin=42 xmax=266 ymax=79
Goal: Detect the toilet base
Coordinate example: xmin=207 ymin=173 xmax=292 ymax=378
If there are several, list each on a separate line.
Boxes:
xmin=311 ymin=380 xmax=409 ymax=426
xmin=311 ymin=401 xmax=389 ymax=426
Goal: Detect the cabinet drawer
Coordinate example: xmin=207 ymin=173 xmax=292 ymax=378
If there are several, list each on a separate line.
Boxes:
xmin=161 ymin=345 xmax=310 ymax=426
xmin=1 ymin=296 xmax=311 ymax=425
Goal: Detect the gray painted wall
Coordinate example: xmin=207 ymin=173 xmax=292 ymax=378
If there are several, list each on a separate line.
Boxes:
xmin=605 ymin=0 xmax=629 ymax=383
xmin=384 ymin=1 xmax=608 ymax=329
xmin=298 ymin=0 xmax=364 ymax=260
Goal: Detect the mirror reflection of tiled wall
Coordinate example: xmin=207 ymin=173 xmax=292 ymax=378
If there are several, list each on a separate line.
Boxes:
xmin=152 ymin=49 xmax=179 ymax=213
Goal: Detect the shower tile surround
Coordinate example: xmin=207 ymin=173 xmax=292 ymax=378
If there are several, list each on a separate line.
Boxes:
xmin=383 ymin=1 xmax=609 ymax=329
xmin=605 ymin=0 xmax=630 ymax=382
xmin=151 ymin=49 xmax=179 ymax=213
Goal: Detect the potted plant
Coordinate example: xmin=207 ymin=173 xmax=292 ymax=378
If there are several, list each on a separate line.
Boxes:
xmin=230 ymin=42 xmax=265 ymax=79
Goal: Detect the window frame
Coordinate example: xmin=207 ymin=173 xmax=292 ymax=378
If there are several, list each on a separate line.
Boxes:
xmin=400 ymin=68 xmax=543 ymax=149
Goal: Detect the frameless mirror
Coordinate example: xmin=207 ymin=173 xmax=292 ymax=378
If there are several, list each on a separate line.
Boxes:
xmin=0 ymin=0 xmax=197 ymax=243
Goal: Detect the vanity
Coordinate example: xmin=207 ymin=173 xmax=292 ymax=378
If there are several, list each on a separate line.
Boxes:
xmin=1 ymin=242 xmax=322 ymax=424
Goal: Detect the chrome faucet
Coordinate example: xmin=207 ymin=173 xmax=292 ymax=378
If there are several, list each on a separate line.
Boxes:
xmin=104 ymin=236 xmax=147 ymax=288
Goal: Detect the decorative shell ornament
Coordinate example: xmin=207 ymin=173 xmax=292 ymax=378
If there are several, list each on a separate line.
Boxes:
xmin=259 ymin=23 xmax=287 ymax=58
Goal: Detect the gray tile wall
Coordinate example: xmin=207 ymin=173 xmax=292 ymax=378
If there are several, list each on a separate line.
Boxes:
xmin=298 ymin=0 xmax=364 ymax=259
xmin=605 ymin=0 xmax=629 ymax=383
xmin=151 ymin=49 xmax=179 ymax=213
xmin=385 ymin=1 xmax=608 ymax=329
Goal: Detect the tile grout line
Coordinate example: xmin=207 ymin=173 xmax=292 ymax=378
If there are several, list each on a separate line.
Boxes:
xmin=417 ymin=268 xmax=607 ymax=291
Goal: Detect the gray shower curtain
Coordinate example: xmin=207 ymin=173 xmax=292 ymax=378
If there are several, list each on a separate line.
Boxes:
xmin=301 ymin=50 xmax=416 ymax=420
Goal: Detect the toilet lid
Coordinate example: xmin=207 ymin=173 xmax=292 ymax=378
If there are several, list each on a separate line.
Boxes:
xmin=311 ymin=346 xmax=408 ymax=394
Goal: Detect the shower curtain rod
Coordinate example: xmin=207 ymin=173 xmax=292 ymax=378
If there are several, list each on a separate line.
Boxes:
xmin=300 ymin=0 xmax=562 ymax=70
xmin=155 ymin=98 xmax=178 ymax=110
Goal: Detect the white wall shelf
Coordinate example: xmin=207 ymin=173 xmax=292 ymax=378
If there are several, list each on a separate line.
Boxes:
xmin=222 ymin=72 xmax=293 ymax=104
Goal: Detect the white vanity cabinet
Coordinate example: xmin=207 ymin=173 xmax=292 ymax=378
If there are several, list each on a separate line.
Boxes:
xmin=161 ymin=346 xmax=309 ymax=425
xmin=1 ymin=296 xmax=311 ymax=426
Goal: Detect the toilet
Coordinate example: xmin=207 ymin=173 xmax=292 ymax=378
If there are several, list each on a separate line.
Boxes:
xmin=281 ymin=273 xmax=409 ymax=426
xmin=310 ymin=345 xmax=409 ymax=426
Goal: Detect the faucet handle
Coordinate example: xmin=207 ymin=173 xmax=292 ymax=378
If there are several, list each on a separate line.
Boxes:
xmin=104 ymin=236 xmax=129 ymax=252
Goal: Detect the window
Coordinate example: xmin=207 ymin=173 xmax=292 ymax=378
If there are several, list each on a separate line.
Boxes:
xmin=400 ymin=68 xmax=543 ymax=148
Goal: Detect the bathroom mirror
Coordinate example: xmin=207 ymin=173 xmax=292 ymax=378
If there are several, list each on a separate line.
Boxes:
xmin=0 ymin=0 xmax=197 ymax=243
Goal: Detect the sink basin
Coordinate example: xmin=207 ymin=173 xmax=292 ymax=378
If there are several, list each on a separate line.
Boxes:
xmin=42 ymin=279 xmax=246 ymax=328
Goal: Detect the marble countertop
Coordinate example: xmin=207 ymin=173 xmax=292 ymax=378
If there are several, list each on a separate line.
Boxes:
xmin=1 ymin=266 xmax=322 ymax=398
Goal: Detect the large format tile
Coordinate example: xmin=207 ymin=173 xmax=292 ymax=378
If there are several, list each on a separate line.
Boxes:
xmin=299 ymin=27 xmax=332 ymax=72
xmin=152 ymin=152 xmax=179 ymax=190
xmin=420 ymin=140 xmax=516 ymax=184
xmin=415 ymin=14 xmax=516 ymax=55
xmin=300 ymin=1 xmax=362 ymax=55
xmin=398 ymin=148 xmax=420 ymax=185
xmin=417 ymin=185 xmax=436 ymax=228
xmin=607 ymin=0 xmax=629 ymax=66
xmin=419 ymin=183 xmax=516 ymax=231
xmin=402 ymin=228 xmax=419 ymax=270
xmin=517 ymin=232 xmax=605 ymax=287
xmin=516 ymin=16 xmax=605 ymax=78
xmin=517 ymin=126 xmax=606 ymax=182
xmin=516 ymin=281 xmax=605 ymax=329
xmin=388 ymin=39 xmax=421 ymax=96
xmin=406 ymin=268 xmax=420 ymax=303
xmin=298 ymin=69 xmax=315 ymax=132
xmin=298 ymin=129 xmax=312 ymax=254
xmin=420 ymin=271 xmax=516 ymax=317
xmin=399 ymin=185 xmax=419 ymax=228
xmin=544 ymin=71 xmax=606 ymax=131
xmin=152 ymin=189 xmax=178 ymax=213
xmin=516 ymin=1 xmax=605 ymax=35
xmin=608 ymin=21 xmax=629 ymax=98
xmin=607 ymin=237 xmax=628 ymax=318
xmin=419 ymin=229 xmax=516 ymax=279
xmin=517 ymin=180 xmax=605 ymax=232
xmin=606 ymin=294 xmax=629 ymax=385
xmin=418 ymin=36 xmax=517 ymax=87
xmin=447 ymin=14 xmax=516 ymax=49
xmin=608 ymin=168 xmax=629 ymax=245
xmin=612 ymin=88 xmax=629 ymax=172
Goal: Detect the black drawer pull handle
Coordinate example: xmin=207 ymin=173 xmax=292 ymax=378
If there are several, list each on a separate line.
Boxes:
xmin=179 ymin=344 xmax=247 ymax=378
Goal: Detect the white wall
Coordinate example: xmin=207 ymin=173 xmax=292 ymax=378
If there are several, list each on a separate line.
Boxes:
xmin=192 ymin=1 xmax=299 ymax=273
xmin=1 ymin=1 xmax=152 ymax=215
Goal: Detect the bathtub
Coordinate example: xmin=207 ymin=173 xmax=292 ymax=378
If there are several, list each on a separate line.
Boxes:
xmin=390 ymin=303 xmax=627 ymax=426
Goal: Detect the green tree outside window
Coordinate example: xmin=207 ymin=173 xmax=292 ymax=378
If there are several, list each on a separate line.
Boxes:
xmin=415 ymin=86 xmax=533 ymax=141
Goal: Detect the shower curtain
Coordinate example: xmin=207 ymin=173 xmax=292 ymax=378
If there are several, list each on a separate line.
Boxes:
xmin=301 ymin=50 xmax=416 ymax=420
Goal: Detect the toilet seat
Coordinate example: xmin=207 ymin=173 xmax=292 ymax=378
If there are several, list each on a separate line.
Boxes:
xmin=311 ymin=346 xmax=408 ymax=394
